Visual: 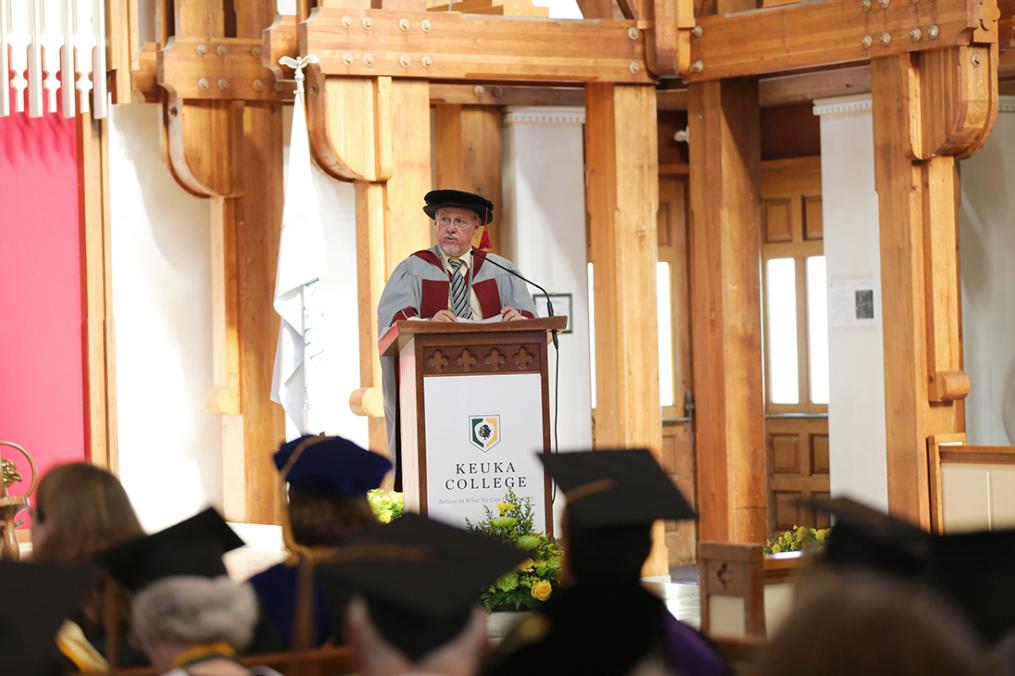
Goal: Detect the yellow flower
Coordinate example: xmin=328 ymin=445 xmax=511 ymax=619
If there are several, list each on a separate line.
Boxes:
xmin=516 ymin=558 xmax=535 ymax=572
xmin=497 ymin=502 xmax=514 ymax=515
xmin=771 ymin=543 xmax=783 ymax=554
xmin=530 ymin=580 xmax=552 ymax=602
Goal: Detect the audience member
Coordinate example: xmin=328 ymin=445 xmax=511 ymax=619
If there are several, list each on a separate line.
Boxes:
xmin=31 ymin=462 xmax=146 ymax=669
xmin=316 ymin=512 xmax=526 ymax=675
xmin=483 ymin=450 xmax=729 ymax=676
xmin=132 ymin=575 xmax=282 ymax=676
xmin=759 ymin=572 xmax=984 ymax=676
xmin=249 ymin=434 xmax=392 ymax=649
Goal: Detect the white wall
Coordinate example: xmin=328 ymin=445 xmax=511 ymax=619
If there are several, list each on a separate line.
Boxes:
xmin=814 ymin=95 xmax=889 ymax=510
xmin=503 ymin=106 xmax=593 ymax=452
xmin=960 ymin=102 xmax=1015 ymax=446
xmin=110 ymin=104 xmax=365 ymax=531
xmin=109 ymin=104 xmax=219 ymax=530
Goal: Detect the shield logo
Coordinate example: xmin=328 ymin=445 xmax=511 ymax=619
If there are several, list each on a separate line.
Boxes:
xmin=469 ymin=415 xmax=501 ymax=452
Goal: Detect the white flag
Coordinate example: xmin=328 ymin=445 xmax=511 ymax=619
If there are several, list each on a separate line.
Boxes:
xmin=270 ymin=85 xmax=328 ymax=435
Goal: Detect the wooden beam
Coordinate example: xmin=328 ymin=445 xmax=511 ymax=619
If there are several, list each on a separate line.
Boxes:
xmin=429 ymin=83 xmax=584 ymax=106
xmin=301 ymin=8 xmax=653 ymax=83
xmin=426 ymin=0 xmax=550 ymax=15
xmin=687 ymin=78 xmax=767 ymax=544
xmin=159 ymin=37 xmax=295 ymax=101
xmin=584 ymin=83 xmax=669 ymax=575
xmin=433 ymin=104 xmax=504 ymax=250
xmin=869 ymin=46 xmax=994 ymax=525
xmin=77 ymin=112 xmax=118 ymax=471
xmin=687 ymin=0 xmax=1000 ymax=81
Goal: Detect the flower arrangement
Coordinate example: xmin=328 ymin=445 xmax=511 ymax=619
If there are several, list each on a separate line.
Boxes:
xmin=466 ymin=490 xmax=562 ymax=612
xmin=367 ymin=489 xmax=404 ymax=524
xmin=763 ymin=524 xmax=830 ymax=555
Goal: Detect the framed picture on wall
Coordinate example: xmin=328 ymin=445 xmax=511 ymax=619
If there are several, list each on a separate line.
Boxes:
xmin=534 ymin=293 xmax=572 ymax=333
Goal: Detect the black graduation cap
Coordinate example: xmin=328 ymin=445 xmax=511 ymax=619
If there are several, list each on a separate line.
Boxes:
xmin=274 ymin=434 xmax=392 ymax=498
xmin=803 ymin=496 xmax=930 ymax=577
xmin=96 ymin=507 xmax=244 ymax=592
xmin=0 ymin=560 xmax=97 ymax=674
xmin=539 ymin=450 xmax=696 ymax=529
xmin=422 ymin=189 xmax=494 ymax=225
xmin=316 ymin=512 xmax=527 ymax=661
xmin=805 ymin=496 xmax=1015 ymax=644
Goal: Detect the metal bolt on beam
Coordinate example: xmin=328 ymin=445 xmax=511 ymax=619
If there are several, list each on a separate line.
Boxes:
xmin=399 ymin=54 xmax=411 ymax=67
xmin=362 ymin=17 xmax=373 ymax=29
xmin=909 ymin=27 xmax=922 ymax=40
xmin=422 ymin=55 xmax=433 ymax=67
xmin=629 ymin=61 xmax=640 ymax=74
xmin=691 ymin=25 xmax=703 ymax=36
xmin=197 ymin=78 xmax=209 ymax=89
xmin=881 ymin=31 xmax=891 ymax=45
xmin=342 ymin=52 xmax=354 ymax=65
xmin=217 ymin=78 xmax=229 ymax=89
xmin=341 ymin=16 xmax=352 ymax=28
xmin=879 ymin=0 xmax=889 ymax=8
xmin=474 ymin=85 xmax=485 ymax=96
xmin=363 ymin=54 xmax=375 ymax=66
xmin=862 ymin=34 xmax=873 ymax=48
xmin=251 ymin=46 xmax=262 ymax=58
xmin=421 ymin=19 xmax=432 ymax=32
xmin=216 ymin=45 xmax=227 ymax=57
xmin=928 ymin=24 xmax=940 ymax=38
xmin=253 ymin=79 xmax=264 ymax=92
xmin=399 ymin=18 xmax=410 ymax=31
xmin=691 ymin=60 xmax=704 ymax=73
xmin=196 ymin=44 xmax=208 ymax=56
xmin=971 ymin=52 xmax=982 ymax=66
xmin=627 ymin=27 xmax=639 ymax=40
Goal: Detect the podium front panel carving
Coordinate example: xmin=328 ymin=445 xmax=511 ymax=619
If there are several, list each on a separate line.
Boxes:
xmin=422 ymin=342 xmax=542 ymax=376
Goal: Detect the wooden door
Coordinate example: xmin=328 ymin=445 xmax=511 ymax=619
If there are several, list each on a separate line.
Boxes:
xmin=658 ymin=173 xmax=697 ymax=564
xmin=760 ymin=159 xmax=830 ymax=534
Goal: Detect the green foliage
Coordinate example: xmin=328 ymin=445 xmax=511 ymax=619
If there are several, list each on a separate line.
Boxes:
xmin=367 ymin=489 xmax=404 ymax=524
xmin=465 ymin=490 xmax=562 ymax=612
xmin=763 ymin=524 xmax=830 ymax=555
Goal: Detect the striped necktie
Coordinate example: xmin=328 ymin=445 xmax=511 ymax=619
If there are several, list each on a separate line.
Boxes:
xmin=447 ymin=258 xmax=473 ymax=319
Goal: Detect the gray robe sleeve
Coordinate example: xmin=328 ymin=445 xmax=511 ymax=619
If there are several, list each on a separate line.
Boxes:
xmin=377 ymin=258 xmax=423 ymax=484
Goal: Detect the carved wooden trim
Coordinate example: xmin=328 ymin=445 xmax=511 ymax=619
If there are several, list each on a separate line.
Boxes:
xmin=421 ymin=343 xmax=542 ymax=375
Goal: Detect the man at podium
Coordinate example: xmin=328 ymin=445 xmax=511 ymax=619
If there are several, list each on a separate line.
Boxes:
xmin=377 ymin=189 xmax=538 ymax=487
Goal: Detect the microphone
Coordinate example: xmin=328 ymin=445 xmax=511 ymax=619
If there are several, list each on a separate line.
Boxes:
xmin=470 ymin=250 xmax=559 ymax=349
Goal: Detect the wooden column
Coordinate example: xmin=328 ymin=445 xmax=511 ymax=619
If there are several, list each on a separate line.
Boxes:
xmin=317 ymin=74 xmax=432 ymax=455
xmin=585 ymin=82 xmax=669 ymax=576
xmin=77 ymin=112 xmax=118 ymax=470
xmin=158 ymin=0 xmax=286 ymax=523
xmin=433 ymin=104 xmax=504 ymax=252
xmin=870 ymin=46 xmax=995 ymax=526
xmin=687 ymin=78 xmax=767 ymax=544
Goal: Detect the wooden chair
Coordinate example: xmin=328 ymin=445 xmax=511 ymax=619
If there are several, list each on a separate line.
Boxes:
xmin=698 ymin=542 xmax=800 ymax=640
xmin=927 ymin=434 xmax=1015 ymax=534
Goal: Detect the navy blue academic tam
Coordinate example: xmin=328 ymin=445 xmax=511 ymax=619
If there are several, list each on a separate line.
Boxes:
xmin=274 ymin=434 xmax=392 ymax=498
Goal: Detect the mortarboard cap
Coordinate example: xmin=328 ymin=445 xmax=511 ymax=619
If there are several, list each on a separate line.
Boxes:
xmin=0 ymin=560 xmax=96 ymax=674
xmin=274 ymin=434 xmax=392 ymax=498
xmin=803 ymin=496 xmax=930 ymax=577
xmin=423 ymin=190 xmax=494 ymax=225
xmin=316 ymin=512 xmax=526 ymax=660
xmin=803 ymin=496 xmax=1015 ymax=644
xmin=539 ymin=450 xmax=696 ymax=529
xmin=97 ymin=507 xmax=244 ymax=592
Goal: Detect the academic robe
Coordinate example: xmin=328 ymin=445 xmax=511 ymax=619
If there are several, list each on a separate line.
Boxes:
xmin=376 ymin=246 xmax=537 ymax=487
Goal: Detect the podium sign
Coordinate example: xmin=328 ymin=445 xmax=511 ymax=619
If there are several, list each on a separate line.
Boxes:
xmin=380 ymin=318 xmax=565 ymax=533
xmin=423 ymin=373 xmax=546 ymax=527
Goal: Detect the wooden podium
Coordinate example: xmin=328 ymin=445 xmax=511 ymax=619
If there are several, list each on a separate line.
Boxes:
xmin=379 ymin=317 xmax=566 ymax=532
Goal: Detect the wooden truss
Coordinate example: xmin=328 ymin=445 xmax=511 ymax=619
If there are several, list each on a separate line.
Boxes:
xmin=121 ymin=0 xmax=1005 ymax=548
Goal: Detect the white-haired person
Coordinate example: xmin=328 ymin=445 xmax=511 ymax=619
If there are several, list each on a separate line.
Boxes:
xmin=132 ymin=575 xmax=282 ymax=676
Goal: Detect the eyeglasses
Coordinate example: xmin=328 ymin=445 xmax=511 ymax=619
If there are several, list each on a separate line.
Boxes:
xmin=435 ymin=215 xmax=476 ymax=229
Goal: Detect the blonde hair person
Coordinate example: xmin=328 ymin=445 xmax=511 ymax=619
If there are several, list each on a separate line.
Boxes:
xmin=132 ymin=576 xmax=281 ymax=676
xmin=32 ymin=462 xmax=145 ymax=670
